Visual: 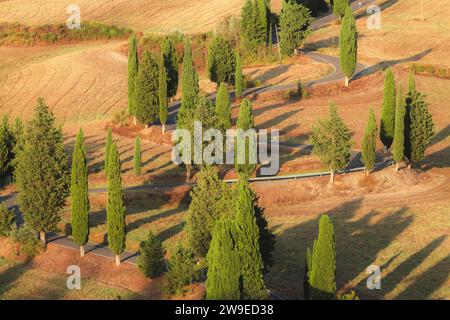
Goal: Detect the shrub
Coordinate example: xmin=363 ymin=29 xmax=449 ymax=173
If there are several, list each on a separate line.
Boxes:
xmin=137 ymin=231 xmax=165 ymax=278
xmin=165 ymin=245 xmax=198 ymax=294
xmin=112 ymin=109 xmax=130 ymax=127
xmin=0 ymin=202 xmax=15 ymax=237
xmin=338 ymin=290 xmax=360 ymax=300
xmin=9 ymin=223 xmax=43 ymax=257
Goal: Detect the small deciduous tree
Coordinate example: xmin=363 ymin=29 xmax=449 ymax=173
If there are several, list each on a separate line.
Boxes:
xmin=393 ymin=86 xmax=405 ymax=172
xmin=361 ymin=108 xmax=377 ymax=175
xmin=137 ymin=231 xmax=165 ymax=278
xmin=207 ymin=37 xmax=236 ymax=85
xmin=15 ymin=99 xmax=69 ymax=244
xmin=380 ymin=69 xmax=396 ymax=150
xmin=106 ymin=143 xmax=126 ymax=266
xmin=311 ymin=103 xmax=352 ymax=183
xmin=133 ymin=136 xmax=141 ymax=176
xmin=339 ymin=5 xmax=357 ymax=86
xmin=70 ymin=128 xmax=90 ymax=257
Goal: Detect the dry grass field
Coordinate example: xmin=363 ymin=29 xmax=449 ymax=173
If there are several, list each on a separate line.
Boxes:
xmin=305 ymin=0 xmax=450 ymax=67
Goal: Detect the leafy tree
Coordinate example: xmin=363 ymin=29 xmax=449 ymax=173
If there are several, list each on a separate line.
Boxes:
xmin=380 ymin=69 xmax=396 ymax=150
xmin=104 ymin=128 xmax=113 ymax=176
xmin=361 ymin=108 xmax=377 ymax=174
xmin=279 ymin=0 xmax=313 ymax=57
xmin=70 ymin=129 xmax=90 ymax=257
xmin=186 ymin=166 xmax=231 ymax=257
xmin=309 ymin=215 xmax=336 ymax=299
xmin=235 ymin=98 xmax=256 ymax=176
xmin=159 ymin=53 xmax=169 ymax=135
xmin=311 ymin=103 xmax=352 ymax=183
xmin=137 ymin=231 xmax=165 ymax=278
xmin=206 ymin=218 xmax=242 ymax=300
xmin=128 ymin=34 xmax=139 ymax=123
xmin=207 ymin=37 xmax=236 ymax=85
xmin=215 ymin=83 xmax=231 ymax=130
xmin=106 ymin=143 xmax=126 ymax=266
xmin=333 ymin=0 xmax=349 ymax=19
xmin=165 ymin=245 xmax=197 ymax=294
xmin=234 ymin=175 xmax=267 ymax=300
xmin=134 ymin=51 xmax=160 ymax=125
xmin=404 ymin=72 xmax=434 ymax=168
xmin=235 ymin=53 xmax=244 ymax=98
xmin=0 ymin=202 xmax=15 ymax=237
xmin=393 ymin=86 xmax=405 ymax=172
xmin=339 ymin=5 xmax=357 ymax=86
xmin=178 ymin=39 xmax=199 ymax=129
xmin=15 ymin=98 xmax=69 ymax=244
xmin=162 ymin=37 xmax=179 ymax=99
xmin=133 ymin=136 xmax=141 ymax=176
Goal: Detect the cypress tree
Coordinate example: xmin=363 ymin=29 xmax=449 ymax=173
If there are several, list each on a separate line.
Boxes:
xmin=380 ymin=69 xmax=396 ymax=150
xmin=162 ymin=37 xmax=179 ymax=99
xmin=404 ymin=72 xmax=434 ymax=168
xmin=14 ymin=98 xmax=69 ymax=244
xmin=241 ymin=0 xmax=254 ymax=35
xmin=70 ymin=128 xmax=90 ymax=257
xmin=133 ymin=136 xmax=141 ymax=176
xmin=361 ymin=108 xmax=377 ymax=175
xmin=309 ymin=215 xmax=336 ymax=299
xmin=11 ymin=117 xmax=25 ymax=173
xmin=235 ymin=54 xmax=244 ymax=98
xmin=166 ymin=244 xmax=197 ymax=294
xmin=134 ymin=51 xmax=160 ymax=125
xmin=215 ymin=83 xmax=231 ymax=130
xmin=235 ymin=98 xmax=256 ymax=176
xmin=257 ymin=0 xmax=269 ymax=41
xmin=339 ymin=5 xmax=357 ymax=86
xmin=303 ymin=247 xmax=312 ymax=300
xmin=106 ymin=143 xmax=126 ymax=266
xmin=178 ymin=39 xmax=199 ymax=129
xmin=393 ymin=86 xmax=405 ymax=172
xmin=311 ymin=103 xmax=352 ymax=183
xmin=137 ymin=231 xmax=165 ymax=278
xmin=186 ymin=166 xmax=231 ymax=257
xmin=279 ymin=0 xmax=313 ymax=57
xmin=333 ymin=0 xmax=349 ymax=19
xmin=0 ymin=115 xmax=13 ymax=177
xmin=104 ymin=128 xmax=113 ymax=176
xmin=234 ymin=175 xmax=267 ymax=300
xmin=128 ymin=34 xmax=139 ymax=123
xmin=206 ymin=218 xmax=242 ymax=300
xmin=159 ymin=52 xmax=169 ymax=135
xmin=207 ymin=37 xmax=236 ymax=85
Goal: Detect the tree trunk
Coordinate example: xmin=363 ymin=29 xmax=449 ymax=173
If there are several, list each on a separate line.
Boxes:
xmin=39 ymin=231 xmax=46 ymax=245
xmin=186 ymin=164 xmax=191 ymax=182
xmin=365 ymin=169 xmax=369 ymax=176
xmin=162 ymin=124 xmax=165 ymax=135
xmin=344 ymin=76 xmax=349 ymax=87
xmin=395 ymin=162 xmax=399 ymax=173
xmin=133 ymin=116 xmax=137 ymax=126
xmin=115 ymin=255 xmax=121 ymax=266
xmin=80 ymin=245 xmax=85 ymax=258
xmin=408 ymin=163 xmax=412 ymax=171
xmin=330 ymin=169 xmax=334 ymax=184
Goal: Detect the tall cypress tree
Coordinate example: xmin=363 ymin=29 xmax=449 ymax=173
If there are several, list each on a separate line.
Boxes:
xmin=71 ymin=128 xmax=90 ymax=257
xmin=15 ymin=98 xmax=69 ymax=244
xmin=133 ymin=136 xmax=141 ymax=177
xmin=309 ymin=215 xmax=336 ymax=299
xmin=234 ymin=175 xmax=267 ymax=300
xmin=104 ymin=128 xmax=113 ymax=176
xmin=159 ymin=52 xmax=169 ymax=134
xmin=393 ymin=86 xmax=405 ymax=172
xmin=0 ymin=115 xmax=13 ymax=177
xmin=380 ymin=69 xmax=396 ymax=150
xmin=339 ymin=5 xmax=357 ymax=86
xmin=162 ymin=37 xmax=179 ymax=99
xmin=215 ymin=83 xmax=231 ymax=130
xmin=134 ymin=51 xmax=160 ymax=125
xmin=206 ymin=218 xmax=242 ymax=300
xmin=311 ymin=103 xmax=352 ymax=183
xmin=178 ymin=39 xmax=199 ymax=129
xmin=257 ymin=0 xmax=269 ymax=41
xmin=241 ymin=0 xmax=254 ymax=36
xmin=361 ymin=108 xmax=377 ymax=175
xmin=404 ymin=72 xmax=434 ymax=168
xmin=128 ymin=34 xmax=139 ymax=123
xmin=235 ymin=98 xmax=256 ymax=176
xmin=235 ymin=53 xmax=244 ymax=98
xmin=107 ymin=143 xmax=126 ymax=266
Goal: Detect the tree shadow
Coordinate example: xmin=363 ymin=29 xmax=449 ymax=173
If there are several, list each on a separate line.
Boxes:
xmin=0 ymin=260 xmax=31 ymax=297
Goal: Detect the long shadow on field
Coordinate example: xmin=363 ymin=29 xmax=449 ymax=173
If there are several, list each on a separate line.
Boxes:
xmin=379 ymin=235 xmax=447 ymax=298
xmin=126 ymin=205 xmax=187 ymax=234
xmin=267 ymin=198 xmax=414 ymax=299
xmin=0 ymin=261 xmax=30 ymax=297
xmin=354 ymin=49 xmax=432 ymax=79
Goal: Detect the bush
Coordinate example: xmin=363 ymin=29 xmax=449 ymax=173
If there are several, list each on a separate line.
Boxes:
xmin=9 ymin=223 xmax=43 ymax=257
xmin=0 ymin=202 xmax=15 ymax=237
xmin=137 ymin=231 xmax=165 ymax=278
xmin=112 ymin=109 xmax=130 ymax=126
xmin=165 ymin=245 xmax=198 ymax=294
xmin=338 ymin=290 xmax=360 ymax=300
